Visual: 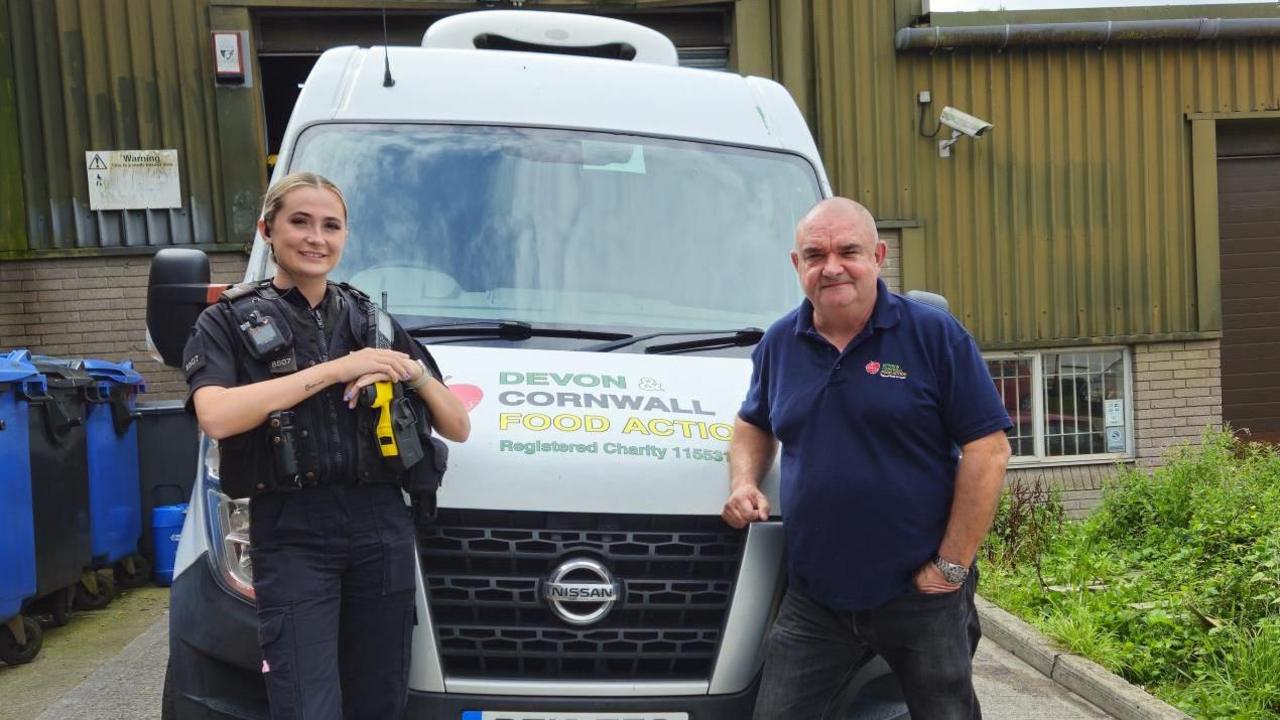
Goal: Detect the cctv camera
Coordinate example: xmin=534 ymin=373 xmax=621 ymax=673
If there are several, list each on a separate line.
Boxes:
xmin=939 ymin=106 xmax=993 ymax=138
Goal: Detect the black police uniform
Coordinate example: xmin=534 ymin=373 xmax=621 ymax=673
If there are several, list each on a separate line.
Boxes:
xmin=182 ymin=281 xmax=441 ymax=720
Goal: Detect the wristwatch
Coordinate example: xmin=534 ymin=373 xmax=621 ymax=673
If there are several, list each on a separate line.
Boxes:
xmin=932 ymin=556 xmax=969 ymax=585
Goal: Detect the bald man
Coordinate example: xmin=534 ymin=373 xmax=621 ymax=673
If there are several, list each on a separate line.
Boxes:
xmin=723 ymin=198 xmax=1012 ymax=719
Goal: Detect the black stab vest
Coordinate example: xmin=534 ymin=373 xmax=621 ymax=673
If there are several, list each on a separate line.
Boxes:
xmin=215 ymin=281 xmax=406 ymax=499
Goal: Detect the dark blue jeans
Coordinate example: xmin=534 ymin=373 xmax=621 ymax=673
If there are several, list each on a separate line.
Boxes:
xmin=250 ymin=483 xmax=418 ymax=720
xmin=753 ymin=570 xmax=982 ymax=720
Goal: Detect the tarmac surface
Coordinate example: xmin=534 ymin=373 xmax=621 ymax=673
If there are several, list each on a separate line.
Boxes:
xmin=3 ymin=586 xmax=1113 ymax=720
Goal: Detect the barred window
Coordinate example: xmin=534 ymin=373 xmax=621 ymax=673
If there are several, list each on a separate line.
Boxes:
xmin=985 ymin=348 xmax=1132 ymax=462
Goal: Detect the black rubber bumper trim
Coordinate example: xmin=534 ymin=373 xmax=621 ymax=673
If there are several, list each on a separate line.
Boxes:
xmin=167 ymin=554 xmax=269 ymax=719
xmin=407 ymin=683 xmax=758 ymax=720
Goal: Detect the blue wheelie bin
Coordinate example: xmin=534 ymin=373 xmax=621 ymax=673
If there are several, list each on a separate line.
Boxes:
xmin=24 ymin=355 xmax=93 ymax=625
xmin=0 ymin=351 xmax=44 ymax=664
xmin=77 ymin=359 xmax=147 ymax=573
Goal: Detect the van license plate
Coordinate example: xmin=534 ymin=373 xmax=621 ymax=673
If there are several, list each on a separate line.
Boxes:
xmin=463 ymin=707 xmax=691 ymax=712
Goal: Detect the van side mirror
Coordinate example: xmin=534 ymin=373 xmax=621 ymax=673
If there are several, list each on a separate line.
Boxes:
xmin=146 ymin=249 xmax=225 ymax=368
xmin=905 ymin=290 xmax=949 ymax=314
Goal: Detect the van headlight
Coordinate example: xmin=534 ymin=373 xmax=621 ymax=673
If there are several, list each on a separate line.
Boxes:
xmin=203 ymin=439 xmax=255 ymax=601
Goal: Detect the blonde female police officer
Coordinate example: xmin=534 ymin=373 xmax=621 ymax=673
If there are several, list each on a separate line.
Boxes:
xmin=182 ymin=172 xmax=470 ymax=720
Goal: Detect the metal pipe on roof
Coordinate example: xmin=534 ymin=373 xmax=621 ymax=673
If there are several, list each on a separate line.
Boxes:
xmin=895 ymin=18 xmax=1280 ymax=51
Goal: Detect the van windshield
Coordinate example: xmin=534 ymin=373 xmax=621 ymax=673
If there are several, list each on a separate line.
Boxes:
xmin=289 ymin=124 xmax=821 ymax=332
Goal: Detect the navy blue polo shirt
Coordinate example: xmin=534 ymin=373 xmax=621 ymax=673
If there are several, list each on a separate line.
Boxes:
xmin=740 ymin=279 xmax=1011 ymax=611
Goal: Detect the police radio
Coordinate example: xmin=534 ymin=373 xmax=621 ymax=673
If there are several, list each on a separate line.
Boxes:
xmin=266 ymin=410 xmax=301 ymax=483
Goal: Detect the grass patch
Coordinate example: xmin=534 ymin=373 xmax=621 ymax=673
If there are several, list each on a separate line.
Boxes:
xmin=980 ymin=431 xmax=1280 ymax=719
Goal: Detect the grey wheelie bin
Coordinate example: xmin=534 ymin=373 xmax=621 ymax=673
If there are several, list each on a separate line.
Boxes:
xmin=24 ymin=355 xmax=94 ymax=625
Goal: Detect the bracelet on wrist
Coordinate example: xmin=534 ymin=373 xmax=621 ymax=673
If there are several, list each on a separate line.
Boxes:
xmin=407 ymin=359 xmax=431 ymax=390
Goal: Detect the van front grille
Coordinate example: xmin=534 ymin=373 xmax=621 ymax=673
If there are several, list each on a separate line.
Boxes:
xmin=419 ymin=509 xmax=745 ymax=680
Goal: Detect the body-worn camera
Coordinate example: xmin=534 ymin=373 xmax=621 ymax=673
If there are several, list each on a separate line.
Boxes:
xmin=240 ymin=311 xmax=288 ymax=358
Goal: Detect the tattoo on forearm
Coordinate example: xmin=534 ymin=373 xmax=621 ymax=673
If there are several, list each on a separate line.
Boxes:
xmin=304 ymin=381 xmax=323 ymax=392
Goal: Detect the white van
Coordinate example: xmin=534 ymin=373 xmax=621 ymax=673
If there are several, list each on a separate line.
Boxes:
xmin=148 ymin=11 xmax=907 ymax=719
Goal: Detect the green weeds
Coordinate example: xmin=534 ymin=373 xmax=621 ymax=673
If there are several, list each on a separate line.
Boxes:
xmin=980 ymin=431 xmax=1280 ymax=719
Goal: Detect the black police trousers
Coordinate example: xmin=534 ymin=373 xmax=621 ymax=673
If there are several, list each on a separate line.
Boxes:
xmin=249 ymin=482 xmax=418 ymax=720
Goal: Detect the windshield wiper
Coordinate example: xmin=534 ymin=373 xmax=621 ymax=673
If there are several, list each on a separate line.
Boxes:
xmin=405 ymin=320 xmax=628 ymax=342
xmin=585 ymin=328 xmax=763 ymax=354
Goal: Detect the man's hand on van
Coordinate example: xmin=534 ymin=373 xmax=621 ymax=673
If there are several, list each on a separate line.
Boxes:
xmin=722 ymin=484 xmax=770 ymax=528
xmin=722 ymin=416 xmax=776 ymax=528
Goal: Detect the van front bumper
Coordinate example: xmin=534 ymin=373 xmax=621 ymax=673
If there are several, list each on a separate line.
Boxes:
xmin=166 ymin=554 xmax=764 ymax=720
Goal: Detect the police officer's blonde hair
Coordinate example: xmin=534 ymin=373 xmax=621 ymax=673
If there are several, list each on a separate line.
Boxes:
xmin=261 ymin=171 xmax=348 ymax=226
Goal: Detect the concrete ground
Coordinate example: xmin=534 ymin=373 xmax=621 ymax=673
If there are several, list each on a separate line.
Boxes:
xmin=0 ymin=586 xmax=169 ymax=720
xmin=6 ymin=591 xmax=1112 ymax=720
xmin=974 ymin=639 xmax=1112 ymax=719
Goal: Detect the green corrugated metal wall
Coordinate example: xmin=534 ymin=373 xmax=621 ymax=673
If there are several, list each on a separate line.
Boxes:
xmin=1 ymin=0 xmax=237 ymax=257
xmin=0 ymin=0 xmax=732 ymax=261
xmin=5 ymin=0 xmax=1279 ymax=347
xmin=801 ymin=1 xmax=1280 ymax=347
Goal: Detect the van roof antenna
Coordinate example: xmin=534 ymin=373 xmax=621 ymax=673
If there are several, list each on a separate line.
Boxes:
xmin=381 ymin=6 xmax=395 ymax=88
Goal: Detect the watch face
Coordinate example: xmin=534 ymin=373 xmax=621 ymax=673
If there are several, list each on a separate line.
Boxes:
xmin=934 ymin=558 xmax=968 ymax=584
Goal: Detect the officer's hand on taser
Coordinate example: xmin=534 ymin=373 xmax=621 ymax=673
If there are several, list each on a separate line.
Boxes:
xmin=330 ymin=348 xmax=418 ymax=386
xmin=342 ymin=372 xmax=395 ymax=409
xmin=721 ymin=485 xmax=769 ymax=529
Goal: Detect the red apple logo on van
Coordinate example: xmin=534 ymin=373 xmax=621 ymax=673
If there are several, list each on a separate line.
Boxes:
xmin=445 ymin=377 xmax=483 ymax=412
xmin=865 ymin=361 xmax=881 ymax=375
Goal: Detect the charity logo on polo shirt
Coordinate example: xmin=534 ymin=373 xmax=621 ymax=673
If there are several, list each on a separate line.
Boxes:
xmin=865 ymin=359 xmax=908 ymax=380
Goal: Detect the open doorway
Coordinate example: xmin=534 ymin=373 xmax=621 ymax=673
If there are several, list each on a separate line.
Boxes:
xmin=258 ymin=53 xmax=319 ymax=166
xmin=253 ymin=6 xmax=733 ymax=169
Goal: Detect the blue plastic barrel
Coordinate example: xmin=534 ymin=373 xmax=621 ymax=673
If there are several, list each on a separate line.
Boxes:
xmin=76 ymin=359 xmax=146 ymax=566
xmin=0 ymin=351 xmax=43 ymax=622
xmin=152 ymin=503 xmax=188 ymax=586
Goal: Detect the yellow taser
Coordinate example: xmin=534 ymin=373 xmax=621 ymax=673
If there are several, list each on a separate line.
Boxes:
xmin=360 ymin=381 xmax=399 ymax=457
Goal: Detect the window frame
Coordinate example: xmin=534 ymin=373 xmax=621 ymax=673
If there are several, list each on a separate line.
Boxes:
xmin=984 ymin=346 xmax=1135 ymax=467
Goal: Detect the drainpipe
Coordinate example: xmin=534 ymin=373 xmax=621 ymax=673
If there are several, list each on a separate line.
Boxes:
xmin=896 ymin=18 xmax=1280 ymax=51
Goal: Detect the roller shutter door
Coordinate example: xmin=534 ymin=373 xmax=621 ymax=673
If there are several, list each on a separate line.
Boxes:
xmin=1217 ymin=121 xmax=1280 ymax=444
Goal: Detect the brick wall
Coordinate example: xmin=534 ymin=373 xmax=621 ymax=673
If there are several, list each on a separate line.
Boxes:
xmin=1006 ymin=463 xmax=1119 ymax=519
xmin=880 ymin=231 xmax=902 ymax=293
xmin=0 ymin=253 xmax=249 ymax=401
xmin=1133 ymin=339 xmax=1222 ymax=467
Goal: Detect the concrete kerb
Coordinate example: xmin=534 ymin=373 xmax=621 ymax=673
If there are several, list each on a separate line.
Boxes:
xmin=975 ymin=595 xmax=1194 ymax=720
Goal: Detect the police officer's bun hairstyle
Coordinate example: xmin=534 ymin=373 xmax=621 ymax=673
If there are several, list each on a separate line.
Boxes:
xmin=260 ymin=171 xmax=349 ymax=227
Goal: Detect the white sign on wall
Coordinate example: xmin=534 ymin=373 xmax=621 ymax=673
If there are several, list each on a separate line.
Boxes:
xmin=212 ymin=31 xmax=245 ymax=80
xmin=1106 ymin=426 xmax=1126 ymax=453
xmin=85 ymin=150 xmax=181 ymax=211
xmin=1104 ymin=399 xmax=1124 ymax=427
